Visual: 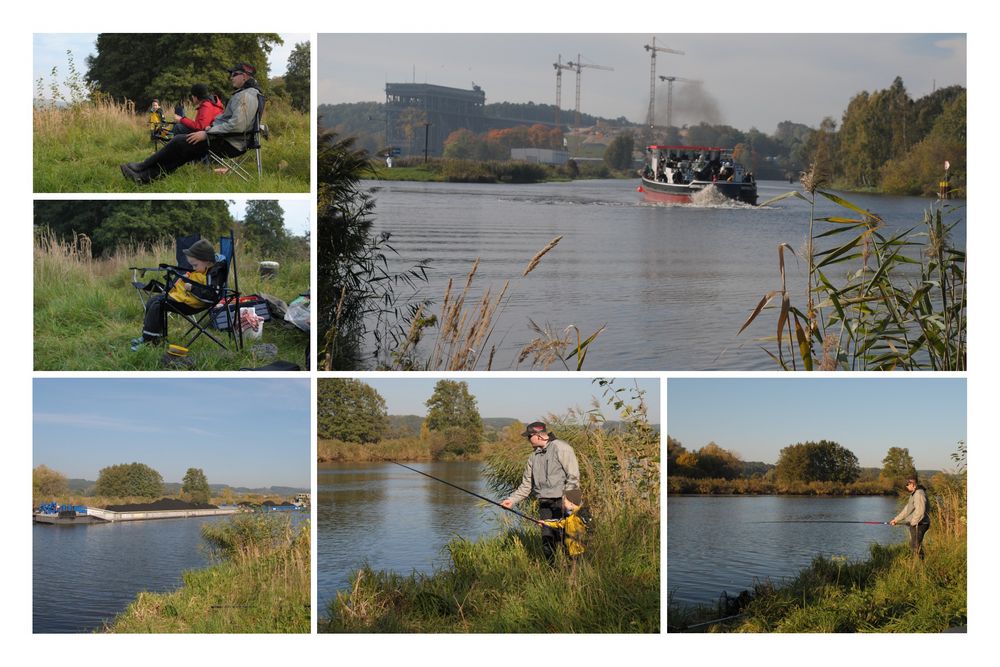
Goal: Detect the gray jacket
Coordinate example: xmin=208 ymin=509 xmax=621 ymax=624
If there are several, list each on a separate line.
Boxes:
xmin=507 ymin=438 xmax=580 ymax=505
xmin=893 ymin=487 xmax=930 ymax=526
xmin=205 ymin=85 xmax=260 ymax=153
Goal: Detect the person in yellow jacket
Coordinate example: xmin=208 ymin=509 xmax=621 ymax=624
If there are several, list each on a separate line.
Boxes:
xmin=536 ymin=489 xmax=588 ymax=558
xmin=132 ymin=239 xmax=217 ymax=351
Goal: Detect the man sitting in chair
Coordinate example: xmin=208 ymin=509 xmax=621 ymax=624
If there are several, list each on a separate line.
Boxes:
xmin=121 ymin=63 xmax=261 ymax=184
xmin=131 ymin=239 xmax=218 ymax=351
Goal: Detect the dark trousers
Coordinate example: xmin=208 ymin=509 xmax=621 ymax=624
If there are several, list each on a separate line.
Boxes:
xmin=538 ymin=498 xmax=564 ymax=563
xmin=908 ymin=522 xmax=930 ymax=559
xmin=138 ymin=135 xmax=241 ymax=177
xmin=142 ymin=295 xmax=203 ymax=341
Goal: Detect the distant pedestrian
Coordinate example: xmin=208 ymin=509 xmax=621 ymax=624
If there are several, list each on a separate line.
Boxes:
xmin=501 ymin=421 xmax=580 ymax=562
xmin=889 ymin=474 xmax=931 ymax=559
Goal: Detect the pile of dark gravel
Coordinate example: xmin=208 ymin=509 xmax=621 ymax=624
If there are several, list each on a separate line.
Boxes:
xmin=103 ymin=498 xmax=219 ymax=512
xmin=261 ymin=500 xmax=296 ymax=507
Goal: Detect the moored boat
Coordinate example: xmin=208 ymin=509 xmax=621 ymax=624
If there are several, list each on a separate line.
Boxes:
xmin=638 ymin=145 xmax=757 ymax=205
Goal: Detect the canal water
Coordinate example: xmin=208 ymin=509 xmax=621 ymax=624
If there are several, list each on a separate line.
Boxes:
xmin=33 ymin=514 xmax=230 ymax=633
xmin=317 ymin=461 xmax=504 ymax=614
xmin=667 ymin=495 xmax=908 ymax=606
xmin=365 ymin=178 xmax=966 ymax=370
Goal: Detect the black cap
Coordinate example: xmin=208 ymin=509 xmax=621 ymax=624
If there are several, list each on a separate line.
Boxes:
xmin=229 ymin=62 xmax=257 ymax=77
xmin=521 ymin=421 xmax=547 ymax=438
xmin=182 ymin=239 xmax=216 ymax=262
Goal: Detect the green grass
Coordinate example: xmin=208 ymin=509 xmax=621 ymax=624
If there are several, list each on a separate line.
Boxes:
xmin=34 ymin=236 xmax=309 ymax=370
xmin=33 ymin=97 xmax=309 ymax=193
xmin=107 ymin=513 xmax=310 ymax=633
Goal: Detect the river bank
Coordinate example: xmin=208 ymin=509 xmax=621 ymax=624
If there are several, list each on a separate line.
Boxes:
xmin=105 ymin=513 xmax=310 ymax=633
xmin=669 ymin=534 xmax=966 ymax=632
xmin=668 ymin=476 xmax=896 ymax=496
xmin=369 ymin=157 xmax=630 ymax=184
xmin=318 ymin=438 xmax=507 ymax=463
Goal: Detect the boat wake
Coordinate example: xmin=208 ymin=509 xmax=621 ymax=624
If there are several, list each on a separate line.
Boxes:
xmin=641 ymin=185 xmax=757 ymax=209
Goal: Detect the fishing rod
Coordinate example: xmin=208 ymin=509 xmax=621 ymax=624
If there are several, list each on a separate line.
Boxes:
xmin=748 ymin=520 xmax=891 ymax=525
xmin=389 ymin=461 xmax=542 ymax=525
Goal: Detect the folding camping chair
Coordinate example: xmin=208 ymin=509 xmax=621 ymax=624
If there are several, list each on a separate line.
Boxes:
xmin=130 ymin=231 xmax=245 ymax=352
xmin=206 ymin=91 xmax=267 ymax=181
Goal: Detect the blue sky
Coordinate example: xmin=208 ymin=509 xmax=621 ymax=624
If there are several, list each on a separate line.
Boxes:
xmin=668 ymin=378 xmax=966 ymax=470
xmin=318 ymin=33 xmax=966 ymax=133
xmin=33 ymin=33 xmax=310 ymax=100
xmin=359 ymin=378 xmax=660 ymax=424
xmin=227 ymin=199 xmax=311 ymax=237
xmin=33 ymin=379 xmax=310 ymax=488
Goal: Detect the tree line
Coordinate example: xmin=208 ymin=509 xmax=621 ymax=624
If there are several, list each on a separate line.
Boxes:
xmin=668 ymin=436 xmax=920 ymax=492
xmin=83 ymin=34 xmax=310 ymax=115
xmin=33 ymin=462 xmax=212 ymax=504
xmin=34 ymin=200 xmax=307 ymax=258
xmin=318 ymin=378 xmax=487 ymax=458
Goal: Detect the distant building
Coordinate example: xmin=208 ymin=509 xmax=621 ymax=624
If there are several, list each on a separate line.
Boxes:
xmin=385 ymin=82 xmax=488 ymax=158
xmin=510 ymin=148 xmax=570 ymax=165
xmin=385 ymin=82 xmax=561 ymax=158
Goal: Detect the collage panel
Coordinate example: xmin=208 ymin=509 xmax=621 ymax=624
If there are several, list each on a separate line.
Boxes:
xmin=33 ymin=33 xmax=311 ymax=194
xmin=33 ymin=199 xmax=311 ymax=371
xmin=317 ymin=33 xmax=965 ymax=372
xmin=666 ymin=377 xmax=967 ymax=632
xmin=32 ymin=378 xmax=311 ymax=634
xmin=316 ymin=377 xmax=659 ymax=632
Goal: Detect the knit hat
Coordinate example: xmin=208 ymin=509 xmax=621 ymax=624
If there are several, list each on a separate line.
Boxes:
xmin=182 ymin=239 xmax=216 ymax=262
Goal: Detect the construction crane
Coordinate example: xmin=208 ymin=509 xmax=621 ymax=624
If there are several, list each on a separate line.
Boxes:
xmin=658 ymin=75 xmax=703 ymax=134
xmin=553 ymin=55 xmax=574 ymax=126
xmin=644 ymin=36 xmax=684 ymax=138
xmin=566 ymin=54 xmax=614 ymax=126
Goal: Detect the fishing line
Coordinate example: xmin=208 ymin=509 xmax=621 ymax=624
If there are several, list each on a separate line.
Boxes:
xmin=747 ymin=520 xmax=891 ymax=525
xmin=389 ymin=460 xmax=541 ymax=524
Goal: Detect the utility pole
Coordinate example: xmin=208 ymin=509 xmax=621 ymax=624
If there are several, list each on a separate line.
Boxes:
xmin=566 ymin=54 xmax=614 ymax=126
xmin=423 ymin=122 xmax=430 ymax=163
xmin=644 ymin=36 xmax=684 ymax=141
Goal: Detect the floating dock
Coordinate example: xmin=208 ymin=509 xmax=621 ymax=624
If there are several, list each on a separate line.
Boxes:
xmin=84 ymin=506 xmax=241 ymax=522
xmin=33 ymin=506 xmax=241 ymax=524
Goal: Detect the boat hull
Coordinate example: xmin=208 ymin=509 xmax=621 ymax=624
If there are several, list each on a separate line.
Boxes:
xmin=639 ymin=176 xmax=757 ymax=205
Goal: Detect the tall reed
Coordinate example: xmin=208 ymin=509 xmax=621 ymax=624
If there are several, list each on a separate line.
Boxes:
xmin=738 ymin=170 xmax=966 ymax=370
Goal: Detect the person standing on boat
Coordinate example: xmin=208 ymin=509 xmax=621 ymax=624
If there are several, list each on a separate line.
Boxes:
xmin=501 ymin=421 xmax=580 ymax=563
xmin=889 ymin=474 xmax=931 ymax=560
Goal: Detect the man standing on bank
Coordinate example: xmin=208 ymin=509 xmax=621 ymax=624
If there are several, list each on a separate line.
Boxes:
xmin=889 ymin=474 xmax=931 ymax=560
xmin=501 ymin=421 xmax=580 ymax=562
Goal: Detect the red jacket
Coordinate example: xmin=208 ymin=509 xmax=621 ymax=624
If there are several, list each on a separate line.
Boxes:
xmin=178 ymin=96 xmax=224 ymax=132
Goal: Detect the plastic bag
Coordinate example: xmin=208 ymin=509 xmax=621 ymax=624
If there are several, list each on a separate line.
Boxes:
xmin=284 ymin=299 xmax=310 ymax=332
xmin=239 ymin=306 xmax=264 ymax=339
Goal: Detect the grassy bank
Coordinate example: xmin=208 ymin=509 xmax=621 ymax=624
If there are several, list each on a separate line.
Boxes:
xmin=318 ymin=438 xmax=508 ymax=463
xmin=33 ymin=96 xmax=309 ymax=193
xmin=369 ymin=156 xmax=621 ymax=183
xmin=34 ymin=232 xmax=309 ymax=370
xmin=668 ymin=476 xmax=895 ymax=496
xmin=323 ymin=386 xmax=660 ymax=632
xmin=107 ymin=513 xmax=310 ymax=633
xmin=670 ymin=536 xmax=966 ymax=633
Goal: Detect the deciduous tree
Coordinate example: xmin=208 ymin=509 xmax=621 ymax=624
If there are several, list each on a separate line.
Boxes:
xmin=317 ymin=378 xmax=388 ymax=443
xmin=424 ymin=380 xmax=483 ymax=448
xmin=182 ymin=468 xmax=211 ymax=504
xmin=775 ymin=440 xmax=860 ymax=484
xmin=33 ymin=465 xmax=68 ymax=501
xmin=881 ymin=447 xmax=916 ymax=484
xmin=95 ymin=462 xmax=164 ymax=498
xmin=283 ymin=41 xmax=310 ymax=114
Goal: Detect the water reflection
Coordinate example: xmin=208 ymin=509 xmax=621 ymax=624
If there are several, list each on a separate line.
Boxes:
xmin=667 ymin=495 xmax=908 ymax=606
xmin=317 ymin=461 xmax=503 ymax=611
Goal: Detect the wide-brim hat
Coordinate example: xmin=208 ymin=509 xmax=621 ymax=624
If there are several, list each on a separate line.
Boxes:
xmin=183 ymin=239 xmax=216 ymax=263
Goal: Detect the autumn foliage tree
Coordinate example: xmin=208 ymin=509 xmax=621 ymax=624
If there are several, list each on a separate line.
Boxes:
xmin=33 ymin=465 xmax=69 ymax=501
